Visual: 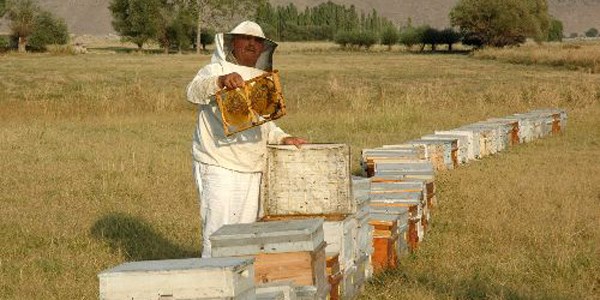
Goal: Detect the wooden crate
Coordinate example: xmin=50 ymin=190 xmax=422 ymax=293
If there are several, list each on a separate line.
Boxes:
xmin=210 ymin=219 xmax=328 ymax=296
xmin=422 ymin=134 xmax=468 ymax=165
xmin=98 ymin=258 xmax=256 ymax=300
xmin=264 ymin=144 xmax=353 ymax=216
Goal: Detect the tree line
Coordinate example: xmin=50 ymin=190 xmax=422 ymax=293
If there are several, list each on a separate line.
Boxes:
xmin=2 ymin=0 xmax=591 ymax=54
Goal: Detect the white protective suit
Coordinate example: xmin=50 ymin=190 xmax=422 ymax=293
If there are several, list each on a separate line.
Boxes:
xmin=186 ymin=21 xmax=290 ymax=257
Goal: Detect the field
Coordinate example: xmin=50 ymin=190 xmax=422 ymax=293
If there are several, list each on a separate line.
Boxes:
xmin=1 ymin=42 xmax=599 ymax=299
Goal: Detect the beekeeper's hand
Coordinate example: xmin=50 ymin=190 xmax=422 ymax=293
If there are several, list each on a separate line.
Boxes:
xmin=282 ymin=137 xmax=309 ymax=149
xmin=218 ymin=72 xmax=245 ymax=90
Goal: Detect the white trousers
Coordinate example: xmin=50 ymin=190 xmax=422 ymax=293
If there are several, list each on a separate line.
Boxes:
xmin=193 ymin=161 xmax=261 ymax=257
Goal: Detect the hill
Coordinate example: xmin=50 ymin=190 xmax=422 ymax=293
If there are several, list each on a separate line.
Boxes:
xmin=0 ymin=0 xmax=599 ymax=38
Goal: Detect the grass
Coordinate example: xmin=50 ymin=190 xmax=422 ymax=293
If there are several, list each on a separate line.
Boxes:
xmin=1 ymin=44 xmax=599 ymax=299
xmin=474 ymin=40 xmax=600 ymax=74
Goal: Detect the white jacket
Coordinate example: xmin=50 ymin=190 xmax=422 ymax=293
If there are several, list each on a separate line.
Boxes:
xmin=186 ymin=32 xmax=290 ymax=173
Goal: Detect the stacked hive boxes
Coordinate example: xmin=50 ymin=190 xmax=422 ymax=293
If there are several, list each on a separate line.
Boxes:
xmin=261 ymin=144 xmax=372 ymax=300
xmin=98 ymin=108 xmax=566 ymax=300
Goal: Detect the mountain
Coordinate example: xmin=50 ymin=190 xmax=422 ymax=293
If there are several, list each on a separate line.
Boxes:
xmin=1 ymin=0 xmax=599 ymax=38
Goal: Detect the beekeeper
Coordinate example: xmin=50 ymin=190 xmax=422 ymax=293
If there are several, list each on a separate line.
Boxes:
xmin=186 ymin=21 xmax=307 ymax=257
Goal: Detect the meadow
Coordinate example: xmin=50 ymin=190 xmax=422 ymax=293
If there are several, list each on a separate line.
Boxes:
xmin=1 ymin=42 xmax=599 ymax=299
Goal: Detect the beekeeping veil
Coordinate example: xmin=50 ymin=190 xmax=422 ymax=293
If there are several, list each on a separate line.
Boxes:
xmin=212 ymin=21 xmax=278 ymax=71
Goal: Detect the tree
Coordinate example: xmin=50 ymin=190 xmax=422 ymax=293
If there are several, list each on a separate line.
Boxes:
xmin=6 ymin=0 xmax=40 ymax=52
xmin=399 ymin=25 xmax=424 ymax=50
xmin=450 ymin=0 xmax=551 ymax=47
xmin=585 ymin=27 xmax=598 ymax=37
xmin=547 ymin=18 xmax=563 ymax=41
xmin=109 ymin=0 xmax=163 ymax=49
xmin=439 ymin=28 xmax=461 ymax=51
xmin=380 ymin=25 xmax=399 ymax=50
xmin=193 ymin=0 xmax=264 ymax=54
xmin=28 ymin=10 xmax=69 ymax=51
xmin=420 ymin=27 xmax=441 ymax=51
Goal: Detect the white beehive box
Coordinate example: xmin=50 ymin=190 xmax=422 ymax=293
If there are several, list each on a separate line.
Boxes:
xmin=422 ymin=134 xmax=468 ymax=165
xmin=502 ymin=115 xmax=535 ymax=143
xmin=458 ymin=125 xmax=500 ymax=155
xmin=265 ymin=144 xmax=353 ymax=216
xmin=98 ymin=258 xmax=256 ymax=300
xmin=211 ymin=219 xmax=324 ymax=257
xmin=383 ymin=143 xmax=446 ymax=171
xmin=354 ymin=212 xmax=373 ymax=259
xmin=323 ymin=216 xmax=356 ymax=270
xmin=360 ymin=146 xmax=426 ymax=177
xmin=434 ymin=130 xmax=480 ymax=161
xmin=373 ymin=161 xmax=435 ymax=180
xmin=406 ymin=139 xmax=457 ymax=170
xmin=256 ymin=282 xmax=297 ymax=300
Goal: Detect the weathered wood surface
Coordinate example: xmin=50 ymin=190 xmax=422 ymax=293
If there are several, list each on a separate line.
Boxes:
xmin=434 ymin=130 xmax=480 ymax=161
xmin=354 ymin=214 xmax=373 ymax=259
xmin=255 ymin=282 xmax=296 ymax=300
xmin=210 ymin=219 xmax=324 ymax=257
xmin=384 ymin=143 xmax=447 ymax=171
xmin=265 ymin=144 xmax=353 ymax=216
xmin=360 ymin=147 xmax=426 ymax=177
xmin=98 ymin=258 xmax=256 ymax=300
xmin=458 ymin=124 xmax=501 ymax=156
xmin=422 ymin=134 xmax=469 ymax=165
xmin=406 ymin=139 xmax=457 ymax=170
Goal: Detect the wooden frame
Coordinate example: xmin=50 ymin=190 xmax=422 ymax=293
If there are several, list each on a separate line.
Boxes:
xmin=215 ymin=70 xmax=286 ymax=136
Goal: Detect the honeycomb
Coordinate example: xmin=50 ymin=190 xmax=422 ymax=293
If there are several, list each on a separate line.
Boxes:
xmin=249 ymin=77 xmax=279 ymax=116
xmin=222 ymin=90 xmax=252 ymax=126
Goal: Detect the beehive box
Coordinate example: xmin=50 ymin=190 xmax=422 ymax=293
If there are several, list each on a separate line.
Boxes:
xmin=501 ymin=115 xmax=535 ymax=143
xmin=294 ymin=285 xmax=331 ymax=300
xmin=458 ymin=125 xmax=500 ymax=156
xmin=530 ymin=108 xmax=567 ymax=133
xmin=323 ymin=216 xmax=356 ymax=270
xmin=370 ymin=205 xmax=421 ymax=252
xmin=210 ymin=219 xmax=328 ymax=296
xmin=264 ymin=144 xmax=353 ymax=217
xmin=471 ymin=121 xmax=511 ymax=152
xmin=360 ymin=147 xmax=426 ymax=177
xmin=369 ymin=216 xmax=399 ymax=273
xmin=98 ymin=258 xmax=256 ymax=300
xmin=405 ymin=139 xmax=457 ymax=170
xmin=255 ymin=282 xmax=296 ymax=300
xmin=422 ymin=134 xmax=468 ymax=165
xmin=326 ymin=254 xmax=342 ymax=300
xmin=384 ymin=143 xmax=446 ymax=171
xmin=486 ymin=118 xmax=521 ymax=146
xmin=434 ymin=130 xmax=480 ymax=161
xmin=373 ymin=160 xmax=435 ymax=181
xmin=485 ymin=118 xmax=521 ymax=146
xmin=340 ymin=265 xmax=357 ymax=300
xmin=370 ymin=180 xmax=432 ymax=226
xmin=354 ymin=212 xmax=373 ymax=259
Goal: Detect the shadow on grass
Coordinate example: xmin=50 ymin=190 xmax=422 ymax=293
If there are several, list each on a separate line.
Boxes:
xmin=90 ymin=212 xmax=199 ymax=260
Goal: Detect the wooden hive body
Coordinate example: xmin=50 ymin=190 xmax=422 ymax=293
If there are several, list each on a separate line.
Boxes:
xmin=210 ymin=219 xmax=328 ymax=297
xmin=486 ymin=118 xmax=521 ymax=146
xmin=326 ymin=254 xmax=342 ymax=300
xmin=98 ymin=258 xmax=256 ymax=300
xmin=406 ymin=139 xmax=457 ymax=170
xmin=434 ymin=130 xmax=480 ymax=161
xmin=265 ymin=144 xmax=353 ymax=217
xmin=369 ymin=215 xmax=399 ymax=273
xmin=323 ymin=216 xmax=356 ymax=270
xmin=458 ymin=125 xmax=500 ymax=156
xmin=373 ymin=160 xmax=435 ymax=181
xmin=502 ymin=115 xmax=535 ymax=143
xmin=360 ymin=147 xmax=426 ymax=177
xmin=383 ymin=144 xmax=446 ymax=171
xmin=422 ymin=134 xmax=468 ymax=164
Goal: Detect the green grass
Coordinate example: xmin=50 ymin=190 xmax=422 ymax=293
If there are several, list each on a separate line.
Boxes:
xmin=1 ymin=46 xmax=599 ymax=299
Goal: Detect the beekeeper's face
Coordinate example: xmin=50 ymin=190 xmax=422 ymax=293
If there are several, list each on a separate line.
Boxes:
xmin=232 ymin=34 xmax=265 ymax=67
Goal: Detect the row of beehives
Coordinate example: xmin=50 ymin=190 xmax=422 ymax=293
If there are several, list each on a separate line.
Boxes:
xmin=358 ymin=108 xmax=568 ymax=273
xmin=98 ymin=143 xmax=370 ymax=300
xmin=97 ymin=108 xmax=567 ymax=300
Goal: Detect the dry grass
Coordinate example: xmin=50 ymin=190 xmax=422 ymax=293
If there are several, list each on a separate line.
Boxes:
xmin=0 ymin=47 xmax=599 ymax=299
xmin=474 ymin=40 xmax=600 ymax=74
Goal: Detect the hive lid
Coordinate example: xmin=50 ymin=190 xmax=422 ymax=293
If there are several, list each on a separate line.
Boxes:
xmin=211 ymin=219 xmax=324 ymax=241
xmin=98 ymin=257 xmax=254 ymax=276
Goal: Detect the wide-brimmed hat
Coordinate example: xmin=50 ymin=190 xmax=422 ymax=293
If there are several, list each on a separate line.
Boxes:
xmin=222 ymin=21 xmax=278 ymax=71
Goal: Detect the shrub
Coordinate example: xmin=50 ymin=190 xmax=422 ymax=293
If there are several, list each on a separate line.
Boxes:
xmin=334 ymin=31 xmax=352 ymax=48
xmin=547 ymin=18 xmax=563 ymax=42
xmin=585 ymin=28 xmax=598 ymax=38
xmin=0 ymin=36 xmax=10 ymax=52
xmin=28 ymin=10 xmax=69 ymax=51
